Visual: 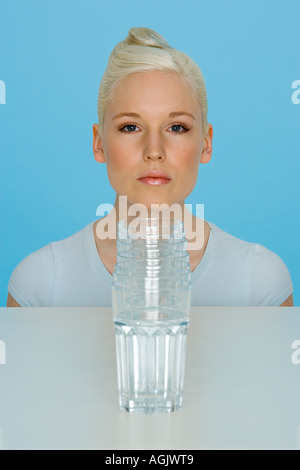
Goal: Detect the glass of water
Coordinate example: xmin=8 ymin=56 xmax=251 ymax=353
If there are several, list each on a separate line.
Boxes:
xmin=112 ymin=281 xmax=191 ymax=414
xmin=112 ymin=217 xmax=192 ymax=414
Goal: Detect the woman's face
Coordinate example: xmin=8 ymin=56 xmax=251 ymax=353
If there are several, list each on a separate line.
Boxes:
xmin=93 ymin=70 xmax=213 ymax=210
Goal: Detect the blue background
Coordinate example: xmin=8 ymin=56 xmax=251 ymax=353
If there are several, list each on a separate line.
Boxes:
xmin=0 ymin=0 xmax=299 ymax=306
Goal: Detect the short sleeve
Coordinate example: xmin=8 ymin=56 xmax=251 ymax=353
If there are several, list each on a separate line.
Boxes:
xmin=7 ymin=244 xmax=55 ymax=307
xmin=248 ymin=244 xmax=293 ymax=306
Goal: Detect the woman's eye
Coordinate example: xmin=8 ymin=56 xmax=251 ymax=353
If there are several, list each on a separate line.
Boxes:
xmin=169 ymin=124 xmax=189 ymax=133
xmin=120 ymin=124 xmax=138 ymax=133
xmin=120 ymin=124 xmax=189 ymax=133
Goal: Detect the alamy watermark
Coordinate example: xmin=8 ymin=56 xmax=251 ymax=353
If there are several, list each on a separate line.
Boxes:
xmin=291 ymin=340 xmax=300 ymax=365
xmin=291 ymin=80 xmax=300 ymax=105
xmin=95 ymin=196 xmax=205 ymax=251
xmin=0 ymin=340 xmax=6 ymax=365
xmin=0 ymin=80 xmax=6 ymax=105
xmin=0 ymin=341 xmax=6 ymax=449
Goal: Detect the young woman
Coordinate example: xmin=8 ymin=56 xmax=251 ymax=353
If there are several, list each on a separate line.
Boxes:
xmin=7 ymin=27 xmax=293 ymax=307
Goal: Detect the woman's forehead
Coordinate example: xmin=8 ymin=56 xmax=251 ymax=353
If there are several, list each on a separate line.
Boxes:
xmin=106 ymin=70 xmax=201 ymax=117
xmin=113 ymin=70 xmax=192 ymax=93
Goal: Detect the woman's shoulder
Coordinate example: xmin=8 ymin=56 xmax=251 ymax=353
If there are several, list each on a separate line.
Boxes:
xmin=207 ymin=219 xmax=291 ymax=270
xmin=206 ymin=220 xmax=293 ymax=305
xmin=7 ymin=222 xmax=94 ymax=306
xmin=11 ymin=222 xmax=93 ymax=271
xmin=246 ymin=242 xmax=293 ymax=305
xmin=206 ymin=220 xmax=255 ymax=250
xmin=8 ymin=242 xmax=55 ymax=307
xmin=48 ymin=222 xmax=94 ymax=257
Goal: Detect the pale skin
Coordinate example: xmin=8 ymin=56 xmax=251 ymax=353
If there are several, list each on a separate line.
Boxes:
xmin=7 ymin=70 xmax=293 ymax=307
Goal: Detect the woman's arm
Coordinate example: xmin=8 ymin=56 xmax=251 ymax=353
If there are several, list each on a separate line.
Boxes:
xmin=6 ymin=293 xmax=21 ymax=307
xmin=280 ymin=294 xmax=294 ymax=306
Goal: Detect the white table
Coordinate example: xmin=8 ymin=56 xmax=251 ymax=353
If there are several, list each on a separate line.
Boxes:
xmin=0 ymin=307 xmax=299 ymax=450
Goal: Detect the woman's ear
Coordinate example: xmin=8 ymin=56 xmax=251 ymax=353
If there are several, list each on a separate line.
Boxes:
xmin=200 ymin=124 xmax=213 ymax=164
xmin=93 ymin=124 xmax=106 ymax=163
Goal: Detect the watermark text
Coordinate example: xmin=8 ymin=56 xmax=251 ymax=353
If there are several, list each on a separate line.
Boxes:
xmin=0 ymin=80 xmax=6 ymax=105
xmin=0 ymin=340 xmax=6 ymax=365
xmin=96 ymin=196 xmax=205 ymax=251
xmin=291 ymin=80 xmax=300 ymax=105
xmin=291 ymin=340 xmax=300 ymax=365
xmin=104 ymin=454 xmax=193 ymax=466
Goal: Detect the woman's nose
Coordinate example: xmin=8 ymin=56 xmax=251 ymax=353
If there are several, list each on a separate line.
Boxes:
xmin=143 ymin=133 xmax=166 ymax=162
xmin=144 ymin=153 xmax=164 ymax=161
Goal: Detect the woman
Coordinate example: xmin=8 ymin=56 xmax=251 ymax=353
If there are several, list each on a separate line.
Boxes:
xmin=7 ymin=27 xmax=293 ymax=307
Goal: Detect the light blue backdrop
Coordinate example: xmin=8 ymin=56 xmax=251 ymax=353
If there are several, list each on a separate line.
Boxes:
xmin=0 ymin=0 xmax=299 ymax=306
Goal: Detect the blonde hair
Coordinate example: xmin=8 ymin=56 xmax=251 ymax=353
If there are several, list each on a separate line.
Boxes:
xmin=97 ymin=27 xmax=208 ymax=136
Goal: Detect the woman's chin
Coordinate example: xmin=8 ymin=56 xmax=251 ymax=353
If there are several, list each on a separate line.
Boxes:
xmin=116 ymin=188 xmax=182 ymax=213
xmin=130 ymin=196 xmax=174 ymax=209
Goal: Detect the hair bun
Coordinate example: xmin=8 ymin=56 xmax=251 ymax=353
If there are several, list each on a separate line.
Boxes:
xmin=126 ymin=27 xmax=172 ymax=50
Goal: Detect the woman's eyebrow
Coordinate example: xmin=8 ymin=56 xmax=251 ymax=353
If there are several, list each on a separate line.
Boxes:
xmin=169 ymin=111 xmax=196 ymax=120
xmin=113 ymin=112 xmax=141 ymax=120
xmin=112 ymin=111 xmax=196 ymax=120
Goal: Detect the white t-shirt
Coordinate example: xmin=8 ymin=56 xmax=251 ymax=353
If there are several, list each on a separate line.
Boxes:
xmin=7 ymin=220 xmax=293 ymax=307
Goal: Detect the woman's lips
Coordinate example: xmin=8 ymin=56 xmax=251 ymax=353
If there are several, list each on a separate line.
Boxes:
xmin=138 ymin=177 xmax=171 ymax=186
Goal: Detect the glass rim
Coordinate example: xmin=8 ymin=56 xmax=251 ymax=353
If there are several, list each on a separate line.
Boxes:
xmin=117 ymin=245 xmax=187 ymax=250
xmin=117 ymin=258 xmax=189 ymax=264
xmin=113 ymin=277 xmax=191 ymax=283
xmin=117 ymin=239 xmax=187 ymax=243
xmin=116 ymin=259 xmax=189 ymax=264
xmin=115 ymin=258 xmax=190 ymax=263
xmin=112 ymin=286 xmax=192 ymax=293
xmin=118 ymin=217 xmax=183 ymax=225
xmin=113 ymin=264 xmax=191 ymax=271
xmin=114 ymin=265 xmax=191 ymax=271
xmin=116 ymin=255 xmax=189 ymax=260
xmin=117 ymin=251 xmax=188 ymax=256
xmin=117 ymin=232 xmax=185 ymax=240
xmin=115 ymin=262 xmax=190 ymax=271
xmin=112 ymin=279 xmax=191 ymax=288
xmin=114 ymin=269 xmax=190 ymax=274
xmin=117 ymin=248 xmax=189 ymax=254
xmin=113 ymin=274 xmax=191 ymax=280
xmin=115 ymin=255 xmax=189 ymax=261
